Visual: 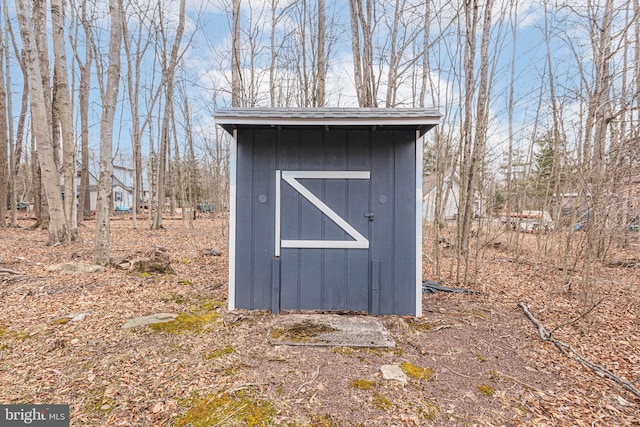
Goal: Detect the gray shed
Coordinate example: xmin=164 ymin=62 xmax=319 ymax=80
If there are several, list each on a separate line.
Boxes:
xmin=216 ymin=108 xmax=440 ymax=316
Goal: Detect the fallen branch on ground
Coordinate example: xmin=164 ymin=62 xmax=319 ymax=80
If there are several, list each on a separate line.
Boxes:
xmin=296 ymin=365 xmax=320 ymax=393
xmin=422 ymin=281 xmax=485 ymax=295
xmin=518 ymin=302 xmax=640 ymax=399
xmin=0 ymin=267 xmax=22 ymax=275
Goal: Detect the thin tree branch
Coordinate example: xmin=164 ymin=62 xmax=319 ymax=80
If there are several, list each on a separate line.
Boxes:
xmin=519 ymin=302 xmax=640 ymax=399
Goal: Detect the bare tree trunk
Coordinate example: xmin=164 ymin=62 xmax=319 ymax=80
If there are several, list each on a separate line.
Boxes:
xmin=17 ymin=0 xmax=68 ymax=245
xmin=418 ymin=0 xmax=431 ymax=108
xmin=589 ymin=0 xmax=614 ymax=260
xmin=316 ymin=0 xmax=326 ymax=106
xmin=121 ymin=0 xmax=162 ymax=229
xmin=51 ymin=0 xmax=77 ymax=239
xmin=73 ymin=0 xmax=92 ymax=224
xmin=3 ymin=0 xmax=18 ymax=227
xmin=94 ymin=0 xmax=122 ymax=264
xmin=0 ymin=7 xmax=8 ymax=228
xmin=505 ymin=0 xmax=518 ymax=231
xmin=269 ymin=0 xmax=278 ymax=107
xmin=457 ymin=0 xmax=478 ymax=266
xmin=385 ymin=0 xmax=401 ymax=107
xmin=231 ymin=0 xmax=242 ymax=107
xmin=152 ymin=0 xmax=185 ymax=229
xmin=171 ymin=109 xmax=183 ymax=217
xmin=349 ymin=0 xmax=376 ymax=107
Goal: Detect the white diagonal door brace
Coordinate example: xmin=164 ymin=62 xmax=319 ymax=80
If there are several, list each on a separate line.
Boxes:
xmin=275 ymin=170 xmax=370 ymax=256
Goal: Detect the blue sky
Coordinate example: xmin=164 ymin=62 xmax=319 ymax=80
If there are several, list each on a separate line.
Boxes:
xmin=4 ymin=0 xmax=621 ymax=175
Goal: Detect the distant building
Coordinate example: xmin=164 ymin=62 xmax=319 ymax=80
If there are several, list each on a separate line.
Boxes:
xmin=67 ymin=164 xmax=136 ymax=212
xmin=422 ymin=171 xmax=483 ymax=221
xmin=422 ymin=171 xmax=461 ymax=221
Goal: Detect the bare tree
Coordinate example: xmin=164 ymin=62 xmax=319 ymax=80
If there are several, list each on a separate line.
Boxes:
xmin=348 ymin=0 xmax=377 ymax=107
xmin=94 ymin=0 xmax=123 ymax=264
xmin=231 ymin=0 xmax=242 ymax=107
xmin=51 ymin=0 xmax=77 ymax=238
xmin=70 ymin=0 xmax=93 ymax=224
xmin=316 ymin=0 xmax=326 ymax=106
xmin=0 ymin=1 xmax=7 ymax=228
xmin=122 ymin=0 xmax=162 ymax=229
xmin=151 ymin=0 xmax=186 ymax=230
xmin=16 ymin=0 xmax=68 ymax=245
xmin=3 ymin=0 xmax=20 ymax=228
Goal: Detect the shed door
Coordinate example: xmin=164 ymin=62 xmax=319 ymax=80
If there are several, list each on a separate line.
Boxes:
xmin=276 ymin=170 xmax=371 ymax=312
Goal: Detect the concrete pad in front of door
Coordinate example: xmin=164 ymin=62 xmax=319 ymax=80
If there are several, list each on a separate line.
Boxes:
xmin=268 ymin=314 xmax=395 ymax=349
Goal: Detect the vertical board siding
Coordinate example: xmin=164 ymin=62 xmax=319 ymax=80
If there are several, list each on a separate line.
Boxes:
xmin=370 ymin=131 xmax=395 ymax=314
xmin=393 ymin=130 xmax=417 ymax=315
xmin=277 ymin=129 xmax=301 ymax=309
xmin=298 ymin=130 xmax=324 ymax=309
xmin=251 ymin=130 xmax=277 ymax=309
xmin=322 ymin=130 xmax=349 ymax=310
xmin=346 ymin=131 xmax=371 ymax=311
xmin=235 ymin=126 xmax=416 ymax=315
xmin=235 ymin=133 xmax=255 ymax=309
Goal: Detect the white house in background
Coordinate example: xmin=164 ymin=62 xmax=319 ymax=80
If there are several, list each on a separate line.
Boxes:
xmin=111 ymin=165 xmax=134 ymax=211
xmin=72 ymin=164 xmax=134 ymax=212
xmin=422 ymin=171 xmax=486 ymax=221
xmin=423 ymin=171 xmax=461 ymax=221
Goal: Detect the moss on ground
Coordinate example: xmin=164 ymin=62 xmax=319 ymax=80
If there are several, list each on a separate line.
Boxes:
xmin=372 ymin=392 xmax=393 ymax=411
xmin=349 ymin=378 xmax=376 ymax=391
xmin=333 ymin=346 xmax=353 ymax=355
xmin=203 ymin=345 xmax=234 ymax=359
xmin=418 ymin=400 xmax=439 ymax=421
xmin=150 ymin=299 xmax=223 ymax=334
xmin=477 ymin=383 xmax=495 ymax=396
xmin=306 ymin=413 xmax=344 ymax=426
xmin=269 ymin=321 xmax=337 ymax=343
xmin=400 ymin=361 xmax=435 ymax=381
xmin=173 ymin=389 xmax=275 ymax=427
xmin=0 ymin=325 xmax=30 ymax=350
xmin=405 ymin=318 xmax=435 ymax=332
xmin=83 ymin=386 xmax=115 ymax=417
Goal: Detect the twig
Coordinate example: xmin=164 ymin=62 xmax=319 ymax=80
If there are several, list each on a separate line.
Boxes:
xmin=214 ymin=404 xmax=247 ymax=426
xmin=518 ymin=302 xmax=640 ymax=399
xmin=218 ymin=383 xmax=262 ymax=398
xmin=548 ymin=300 xmax=602 ymax=336
xmin=448 ymin=368 xmax=471 ymax=378
xmin=0 ymin=267 xmax=22 ymax=275
xmin=296 ymin=365 xmax=320 ymax=393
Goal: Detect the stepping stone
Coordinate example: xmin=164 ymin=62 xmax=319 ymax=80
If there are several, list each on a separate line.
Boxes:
xmin=47 ymin=263 xmax=105 ymax=274
xmin=269 ymin=314 xmax=395 ymax=348
xmin=380 ymin=364 xmax=407 ymax=384
xmin=122 ymin=313 xmax=178 ymax=329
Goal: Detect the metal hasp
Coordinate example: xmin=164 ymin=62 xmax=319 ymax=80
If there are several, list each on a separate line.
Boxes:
xmin=216 ymin=107 xmax=440 ymax=316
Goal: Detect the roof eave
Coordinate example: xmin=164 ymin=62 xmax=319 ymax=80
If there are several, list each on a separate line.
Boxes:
xmin=215 ymin=108 xmax=441 ymax=134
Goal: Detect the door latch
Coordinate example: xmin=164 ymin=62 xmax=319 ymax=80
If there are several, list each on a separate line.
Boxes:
xmin=364 ymin=212 xmax=374 ymax=221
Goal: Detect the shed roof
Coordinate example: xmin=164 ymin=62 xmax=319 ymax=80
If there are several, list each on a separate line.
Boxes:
xmin=215 ymin=107 xmax=440 ymax=134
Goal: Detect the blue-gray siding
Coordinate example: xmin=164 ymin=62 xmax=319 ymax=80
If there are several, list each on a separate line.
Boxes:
xmin=234 ymin=127 xmax=417 ymax=315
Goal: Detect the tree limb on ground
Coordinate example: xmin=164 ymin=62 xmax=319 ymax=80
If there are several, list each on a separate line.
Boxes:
xmin=422 ymin=281 xmax=485 ymax=295
xmin=518 ymin=302 xmax=640 ymax=399
xmin=0 ymin=267 xmax=22 ymax=275
xmin=296 ymin=365 xmax=320 ymax=393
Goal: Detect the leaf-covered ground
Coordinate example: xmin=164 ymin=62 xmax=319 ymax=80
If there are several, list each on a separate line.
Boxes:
xmin=1 ymin=216 xmax=639 ymax=426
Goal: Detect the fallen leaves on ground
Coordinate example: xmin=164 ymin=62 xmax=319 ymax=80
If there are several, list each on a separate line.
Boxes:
xmin=0 ymin=216 xmax=638 ymax=426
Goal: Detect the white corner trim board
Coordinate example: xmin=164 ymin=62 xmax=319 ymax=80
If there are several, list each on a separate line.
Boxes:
xmin=275 ymin=170 xmax=370 ymax=257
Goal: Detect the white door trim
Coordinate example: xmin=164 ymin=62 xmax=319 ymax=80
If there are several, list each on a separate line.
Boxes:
xmin=275 ymin=170 xmax=370 ymax=256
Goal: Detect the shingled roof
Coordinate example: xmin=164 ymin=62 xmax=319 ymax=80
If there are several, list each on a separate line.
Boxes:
xmin=215 ymin=107 xmax=440 ymax=133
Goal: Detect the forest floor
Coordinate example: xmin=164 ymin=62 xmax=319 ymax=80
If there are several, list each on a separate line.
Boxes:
xmin=1 ymin=215 xmax=639 ymax=426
